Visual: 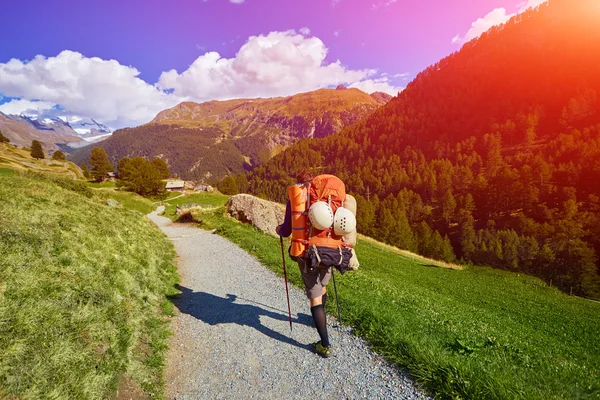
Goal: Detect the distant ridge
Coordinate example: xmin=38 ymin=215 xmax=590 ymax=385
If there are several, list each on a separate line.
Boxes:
xmin=71 ymin=87 xmax=386 ymax=181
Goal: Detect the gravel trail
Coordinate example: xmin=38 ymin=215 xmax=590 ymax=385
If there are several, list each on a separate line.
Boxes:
xmin=148 ymin=207 xmax=430 ymax=400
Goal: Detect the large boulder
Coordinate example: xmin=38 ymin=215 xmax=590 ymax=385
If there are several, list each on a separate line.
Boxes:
xmin=226 ymin=194 xmax=285 ymax=236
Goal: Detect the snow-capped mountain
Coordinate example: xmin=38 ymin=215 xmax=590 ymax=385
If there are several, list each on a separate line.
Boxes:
xmin=60 ymin=116 xmax=112 ymax=137
xmin=0 ymin=111 xmax=113 ymax=151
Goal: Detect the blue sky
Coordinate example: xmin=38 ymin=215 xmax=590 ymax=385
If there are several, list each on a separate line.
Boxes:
xmin=0 ymin=0 xmax=546 ymax=128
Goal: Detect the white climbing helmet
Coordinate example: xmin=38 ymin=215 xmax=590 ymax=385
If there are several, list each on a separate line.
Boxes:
xmin=333 ymin=207 xmax=357 ymax=235
xmin=308 ymin=201 xmax=334 ymax=230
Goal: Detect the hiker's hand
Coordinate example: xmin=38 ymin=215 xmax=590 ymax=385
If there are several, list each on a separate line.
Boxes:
xmin=276 ymin=225 xmax=281 ymax=234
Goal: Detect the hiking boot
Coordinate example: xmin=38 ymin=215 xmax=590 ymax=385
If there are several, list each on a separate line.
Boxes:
xmin=313 ymin=341 xmax=332 ymax=358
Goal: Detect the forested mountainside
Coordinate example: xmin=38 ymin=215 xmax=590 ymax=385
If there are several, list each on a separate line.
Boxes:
xmin=70 ymin=87 xmax=388 ymax=181
xmin=245 ymin=0 xmax=600 ymax=298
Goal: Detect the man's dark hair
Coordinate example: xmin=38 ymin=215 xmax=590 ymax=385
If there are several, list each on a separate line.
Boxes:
xmin=295 ymin=170 xmax=313 ymax=184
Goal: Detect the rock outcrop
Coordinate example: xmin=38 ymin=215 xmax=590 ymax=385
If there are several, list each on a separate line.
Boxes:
xmin=226 ymin=194 xmax=285 ymax=236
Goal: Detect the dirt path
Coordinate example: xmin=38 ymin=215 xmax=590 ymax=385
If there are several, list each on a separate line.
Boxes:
xmin=148 ymin=207 xmax=428 ymax=400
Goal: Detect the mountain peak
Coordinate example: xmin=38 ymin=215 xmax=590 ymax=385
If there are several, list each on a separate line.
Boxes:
xmin=370 ymin=91 xmax=393 ymax=104
xmin=336 ymin=84 xmax=348 ymax=90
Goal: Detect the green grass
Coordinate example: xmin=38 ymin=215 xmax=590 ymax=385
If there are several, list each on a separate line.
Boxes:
xmin=0 ymin=144 xmax=84 ymax=179
xmin=0 ymin=167 xmax=15 ymax=177
xmin=0 ymin=173 xmax=178 ymax=398
xmin=86 ymin=180 xmax=117 ymax=188
xmin=185 ymin=206 xmax=600 ymax=400
xmin=160 ymin=191 xmax=229 ymax=217
xmin=93 ymin=189 xmax=158 ymax=215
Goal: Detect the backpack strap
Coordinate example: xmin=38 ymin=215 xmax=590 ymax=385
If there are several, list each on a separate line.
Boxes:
xmin=312 ymin=245 xmax=322 ymax=264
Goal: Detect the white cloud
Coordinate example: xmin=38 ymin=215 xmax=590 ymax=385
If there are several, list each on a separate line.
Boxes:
xmin=0 ymin=51 xmax=180 ymax=128
xmin=334 ymin=29 xmax=341 ymax=37
xmin=453 ymin=7 xmax=511 ymax=45
xmin=518 ymin=0 xmax=547 ymax=11
xmin=0 ymin=99 xmax=56 ymax=116
xmin=350 ymin=78 xmax=402 ymax=96
xmin=157 ymin=30 xmax=398 ymax=101
xmin=452 ymin=0 xmax=548 ymax=45
xmin=299 ymin=27 xmax=311 ymax=36
xmin=230 ymin=0 xmax=245 ymax=3
xmin=0 ymin=31 xmax=403 ymax=129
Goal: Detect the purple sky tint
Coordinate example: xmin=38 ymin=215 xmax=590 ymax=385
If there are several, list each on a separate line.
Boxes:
xmin=0 ymin=0 xmax=536 ymax=128
xmin=2 ymin=0 xmax=524 ymax=82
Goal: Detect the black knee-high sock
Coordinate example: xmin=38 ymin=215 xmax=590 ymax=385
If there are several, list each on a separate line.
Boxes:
xmin=310 ymin=304 xmax=330 ymax=347
xmin=322 ymin=293 xmax=328 ymax=310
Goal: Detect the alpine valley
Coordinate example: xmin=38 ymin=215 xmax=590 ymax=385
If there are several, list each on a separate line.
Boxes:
xmin=70 ymin=87 xmax=391 ymax=181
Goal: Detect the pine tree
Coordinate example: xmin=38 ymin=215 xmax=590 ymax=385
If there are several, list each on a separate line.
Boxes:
xmin=441 ymin=189 xmax=457 ymax=224
xmin=234 ymin=172 xmax=249 ymax=193
xmin=218 ymin=175 xmax=239 ymax=195
xmin=30 ymin=140 xmax=44 ymax=159
xmin=51 ymin=150 xmax=66 ymax=161
xmin=117 ymin=157 xmax=166 ymax=197
xmin=89 ymin=147 xmax=114 ymax=182
xmin=80 ymin=162 xmax=91 ymax=179
xmin=151 ymin=158 xmax=170 ymax=179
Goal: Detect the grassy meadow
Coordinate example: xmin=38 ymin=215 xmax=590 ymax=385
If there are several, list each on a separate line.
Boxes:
xmin=159 ymin=191 xmax=229 ymax=217
xmin=0 ymin=143 xmax=83 ymax=179
xmin=0 ymin=170 xmax=178 ymax=398
xmin=179 ymin=202 xmax=600 ymax=400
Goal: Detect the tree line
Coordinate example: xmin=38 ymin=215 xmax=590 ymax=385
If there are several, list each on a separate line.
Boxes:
xmin=81 ymin=147 xmax=170 ymax=198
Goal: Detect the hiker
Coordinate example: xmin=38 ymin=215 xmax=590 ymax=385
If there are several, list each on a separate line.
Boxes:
xmin=276 ymin=170 xmax=357 ymax=358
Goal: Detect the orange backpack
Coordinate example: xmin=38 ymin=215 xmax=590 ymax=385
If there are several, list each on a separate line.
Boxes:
xmin=288 ymin=174 xmax=347 ymax=257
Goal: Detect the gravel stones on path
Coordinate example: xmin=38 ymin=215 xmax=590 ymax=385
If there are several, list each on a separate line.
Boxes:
xmin=148 ymin=207 xmax=430 ymax=400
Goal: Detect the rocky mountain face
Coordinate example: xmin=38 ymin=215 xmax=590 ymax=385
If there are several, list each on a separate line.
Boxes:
xmin=370 ymin=91 xmax=393 ymax=104
xmin=71 ymin=88 xmax=387 ymax=181
xmin=151 ymin=88 xmax=383 ymax=143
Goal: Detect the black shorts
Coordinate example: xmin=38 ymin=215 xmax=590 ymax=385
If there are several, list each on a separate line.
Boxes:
xmin=296 ymin=257 xmax=332 ymax=299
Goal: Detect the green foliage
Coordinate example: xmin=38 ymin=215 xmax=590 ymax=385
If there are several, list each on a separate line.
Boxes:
xmin=30 ymin=140 xmax=44 ymax=159
xmin=0 ymin=173 xmax=178 ymax=398
xmin=51 ymin=150 xmax=66 ymax=161
xmin=0 ymin=131 xmax=9 ymax=143
xmin=181 ymin=206 xmax=600 ymax=400
xmin=89 ymin=147 xmax=113 ymax=182
xmin=117 ymin=156 xmax=167 ymax=198
xmin=79 ymin=161 xmax=91 ymax=179
xmin=218 ymin=175 xmax=239 ymax=195
xmin=151 ymin=157 xmax=170 ymax=179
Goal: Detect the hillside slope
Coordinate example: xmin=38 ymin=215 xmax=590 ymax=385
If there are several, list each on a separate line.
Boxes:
xmin=0 ymin=171 xmax=178 ymax=398
xmin=0 ymin=142 xmax=83 ymax=179
xmin=70 ymin=88 xmax=387 ymax=181
xmin=247 ymin=0 xmax=600 ymax=298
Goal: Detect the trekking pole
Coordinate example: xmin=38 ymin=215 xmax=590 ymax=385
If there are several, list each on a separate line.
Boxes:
xmin=279 ymin=236 xmax=293 ymax=331
xmin=331 ymin=268 xmax=342 ymax=327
